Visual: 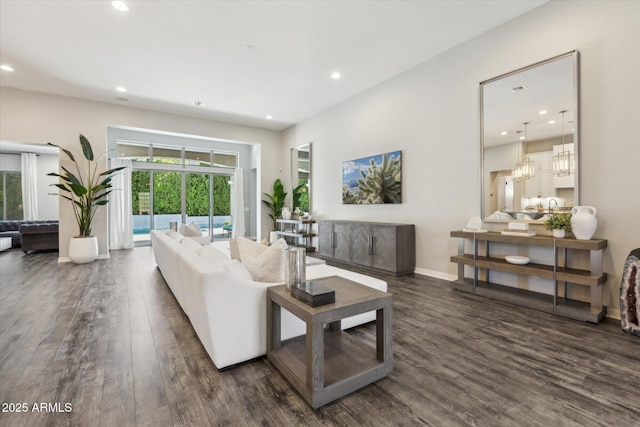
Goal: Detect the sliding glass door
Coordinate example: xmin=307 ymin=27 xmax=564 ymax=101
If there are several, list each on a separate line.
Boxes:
xmin=130 ymin=169 xmax=232 ymax=243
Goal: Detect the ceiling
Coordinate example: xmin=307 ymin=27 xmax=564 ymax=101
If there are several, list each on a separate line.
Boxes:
xmin=0 ymin=0 xmax=548 ymax=131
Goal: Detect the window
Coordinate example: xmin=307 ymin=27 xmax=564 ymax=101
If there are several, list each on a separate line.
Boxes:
xmin=0 ymin=171 xmax=23 ymax=220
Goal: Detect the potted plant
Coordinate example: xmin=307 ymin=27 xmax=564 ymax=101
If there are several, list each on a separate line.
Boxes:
xmin=262 ymin=178 xmax=287 ymax=241
xmin=291 ymin=182 xmax=308 ymax=218
xmin=544 ymin=213 xmax=572 ymax=238
xmin=48 ymin=134 xmax=126 ymax=263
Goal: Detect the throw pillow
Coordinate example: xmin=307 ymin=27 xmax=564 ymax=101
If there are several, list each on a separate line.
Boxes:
xmin=181 ymin=237 xmax=203 ymax=252
xmin=229 ymin=238 xmax=241 ymax=261
xmin=198 ymin=245 xmax=230 ymax=262
xmin=164 ymin=230 xmax=184 ymax=242
xmin=223 ymin=259 xmax=254 ymax=282
xmin=179 ymin=222 xmax=203 ymax=237
xmin=237 ymin=237 xmax=287 ymax=282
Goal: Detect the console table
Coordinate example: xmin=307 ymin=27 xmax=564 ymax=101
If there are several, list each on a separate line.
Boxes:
xmin=267 ymin=276 xmax=393 ymax=408
xmin=318 ymin=220 xmax=415 ymax=275
xmin=449 ymin=230 xmax=608 ymax=323
xmin=276 ymin=219 xmax=315 ymax=251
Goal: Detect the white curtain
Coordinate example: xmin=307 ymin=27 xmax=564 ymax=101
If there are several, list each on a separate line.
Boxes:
xmin=21 ymin=153 xmax=38 ymax=220
xmin=109 ymin=158 xmax=134 ymax=249
xmin=231 ymin=167 xmax=245 ymax=239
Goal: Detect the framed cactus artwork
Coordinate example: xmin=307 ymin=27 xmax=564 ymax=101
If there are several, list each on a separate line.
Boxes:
xmin=342 ymin=150 xmax=402 ymax=204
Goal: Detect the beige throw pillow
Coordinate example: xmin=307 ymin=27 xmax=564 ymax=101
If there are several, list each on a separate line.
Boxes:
xmin=237 ymin=237 xmax=287 ymax=282
xmin=229 ymin=238 xmax=241 ymax=261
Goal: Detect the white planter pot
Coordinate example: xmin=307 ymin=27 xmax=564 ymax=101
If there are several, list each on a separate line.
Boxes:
xmin=68 ymin=236 xmax=98 ymax=264
xmin=571 ymin=206 xmax=597 ymax=240
xmin=269 ymin=231 xmax=279 ymax=244
xmin=552 ymin=229 xmax=565 ymax=238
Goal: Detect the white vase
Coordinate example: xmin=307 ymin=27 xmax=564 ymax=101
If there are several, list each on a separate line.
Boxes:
xmin=68 ymin=236 xmax=98 ymax=264
xmin=281 ymin=207 xmax=292 ymax=220
xmin=552 ymin=229 xmax=565 ymax=238
xmin=571 ymin=206 xmax=597 ymax=240
xmin=269 ymin=231 xmax=279 ymax=245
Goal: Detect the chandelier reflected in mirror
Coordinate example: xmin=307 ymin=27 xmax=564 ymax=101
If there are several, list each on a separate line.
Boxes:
xmin=553 ymin=110 xmax=572 ymax=176
xmin=512 ymin=122 xmax=535 ymax=182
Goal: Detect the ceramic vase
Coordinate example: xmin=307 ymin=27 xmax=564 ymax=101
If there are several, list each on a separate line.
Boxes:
xmin=269 ymin=231 xmax=279 ymax=245
xmin=552 ymin=229 xmax=565 ymax=238
xmin=571 ymin=206 xmax=597 ymax=240
xmin=68 ymin=236 xmax=98 ymax=264
xmin=281 ymin=207 xmax=292 ymax=220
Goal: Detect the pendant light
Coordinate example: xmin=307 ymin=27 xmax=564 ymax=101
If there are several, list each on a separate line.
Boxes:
xmin=553 ymin=110 xmax=571 ymax=176
xmin=519 ymin=122 xmax=535 ymax=180
xmin=512 ymin=131 xmax=523 ymax=183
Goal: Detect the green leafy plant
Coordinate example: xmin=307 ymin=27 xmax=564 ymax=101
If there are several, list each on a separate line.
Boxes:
xmin=48 ymin=134 xmax=126 ymax=237
xmin=292 ymin=182 xmax=308 ymax=212
xmin=262 ymin=178 xmax=287 ymax=230
xmin=544 ymin=213 xmax=572 ymax=231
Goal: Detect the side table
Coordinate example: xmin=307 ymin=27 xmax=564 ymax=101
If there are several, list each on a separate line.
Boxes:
xmin=267 ymin=276 xmax=393 ymax=408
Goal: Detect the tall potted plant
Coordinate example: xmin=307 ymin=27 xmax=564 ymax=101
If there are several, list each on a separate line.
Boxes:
xmin=262 ymin=178 xmax=287 ymax=242
xmin=48 ymin=134 xmax=126 ymax=263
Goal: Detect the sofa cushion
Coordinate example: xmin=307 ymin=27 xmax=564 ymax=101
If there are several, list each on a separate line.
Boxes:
xmin=181 ymin=237 xmax=203 ymax=252
xmin=237 ymin=237 xmax=287 ymax=282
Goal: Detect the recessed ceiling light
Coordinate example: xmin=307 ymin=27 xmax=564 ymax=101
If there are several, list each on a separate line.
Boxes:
xmin=0 ymin=64 xmax=14 ymax=72
xmin=548 ymin=120 xmax=556 ymax=124
xmin=500 ymin=131 xmax=507 ymax=136
xmin=244 ymin=44 xmax=254 ymax=50
xmin=539 ymin=110 xmax=547 ymax=115
xmin=265 ymin=115 xmax=273 ymax=120
xmin=331 ymin=72 xmax=341 ymax=80
xmin=511 ymin=85 xmax=527 ymax=92
xmin=519 ymin=135 xmax=525 ymax=140
xmin=115 ymin=96 xmax=129 ymax=102
xmin=116 ymin=86 xmax=127 ymax=93
xmin=111 ymin=1 xmax=129 ymax=12
xmin=193 ymin=100 xmax=205 ymax=107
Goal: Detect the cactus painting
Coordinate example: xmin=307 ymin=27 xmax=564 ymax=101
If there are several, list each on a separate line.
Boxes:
xmin=342 ymin=150 xmax=402 ymax=204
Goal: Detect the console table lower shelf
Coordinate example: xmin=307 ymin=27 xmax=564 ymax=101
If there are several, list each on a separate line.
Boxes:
xmin=451 ymin=278 xmax=605 ymax=323
xmin=267 ymin=277 xmax=393 ymax=409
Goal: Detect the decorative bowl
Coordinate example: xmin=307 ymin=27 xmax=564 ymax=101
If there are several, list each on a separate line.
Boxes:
xmin=505 ymin=256 xmax=530 ymax=265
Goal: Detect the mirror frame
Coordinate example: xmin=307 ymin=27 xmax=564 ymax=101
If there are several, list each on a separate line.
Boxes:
xmin=290 ymin=142 xmax=312 ymax=213
xmin=480 ymin=50 xmax=580 ymax=222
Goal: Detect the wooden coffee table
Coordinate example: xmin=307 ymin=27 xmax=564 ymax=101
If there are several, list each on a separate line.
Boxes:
xmin=267 ymin=275 xmax=393 ymax=408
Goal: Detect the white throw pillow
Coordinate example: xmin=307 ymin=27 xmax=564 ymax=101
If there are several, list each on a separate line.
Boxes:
xmin=237 ymin=237 xmax=287 ymax=282
xmin=179 ymin=221 xmax=203 ymax=237
xmin=164 ymin=229 xmax=184 ymax=242
xmin=181 ymin=237 xmax=203 ymax=252
xmin=198 ymin=245 xmax=230 ymax=262
xmin=223 ymin=259 xmax=254 ymax=282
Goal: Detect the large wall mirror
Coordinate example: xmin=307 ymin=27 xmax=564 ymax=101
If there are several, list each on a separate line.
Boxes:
xmin=290 ymin=142 xmax=312 ymax=214
xmin=481 ymin=50 xmax=579 ymax=222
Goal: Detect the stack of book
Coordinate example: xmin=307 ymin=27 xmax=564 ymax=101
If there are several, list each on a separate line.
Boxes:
xmin=501 ymin=222 xmax=536 ymax=236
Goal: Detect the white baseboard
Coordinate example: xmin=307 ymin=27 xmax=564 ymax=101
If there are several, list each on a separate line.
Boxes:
xmin=414 ymin=267 xmax=456 ymax=281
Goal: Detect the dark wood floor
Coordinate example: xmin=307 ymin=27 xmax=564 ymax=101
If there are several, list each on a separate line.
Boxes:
xmin=0 ymin=247 xmax=638 ymax=427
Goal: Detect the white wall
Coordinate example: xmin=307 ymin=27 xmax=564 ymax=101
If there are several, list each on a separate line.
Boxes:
xmin=283 ymin=1 xmax=640 ymax=315
xmin=0 ymin=152 xmax=59 ymax=220
xmin=0 ymin=88 xmax=283 ymax=259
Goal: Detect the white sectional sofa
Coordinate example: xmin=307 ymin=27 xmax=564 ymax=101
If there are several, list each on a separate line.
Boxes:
xmin=150 ymin=230 xmax=387 ymax=369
